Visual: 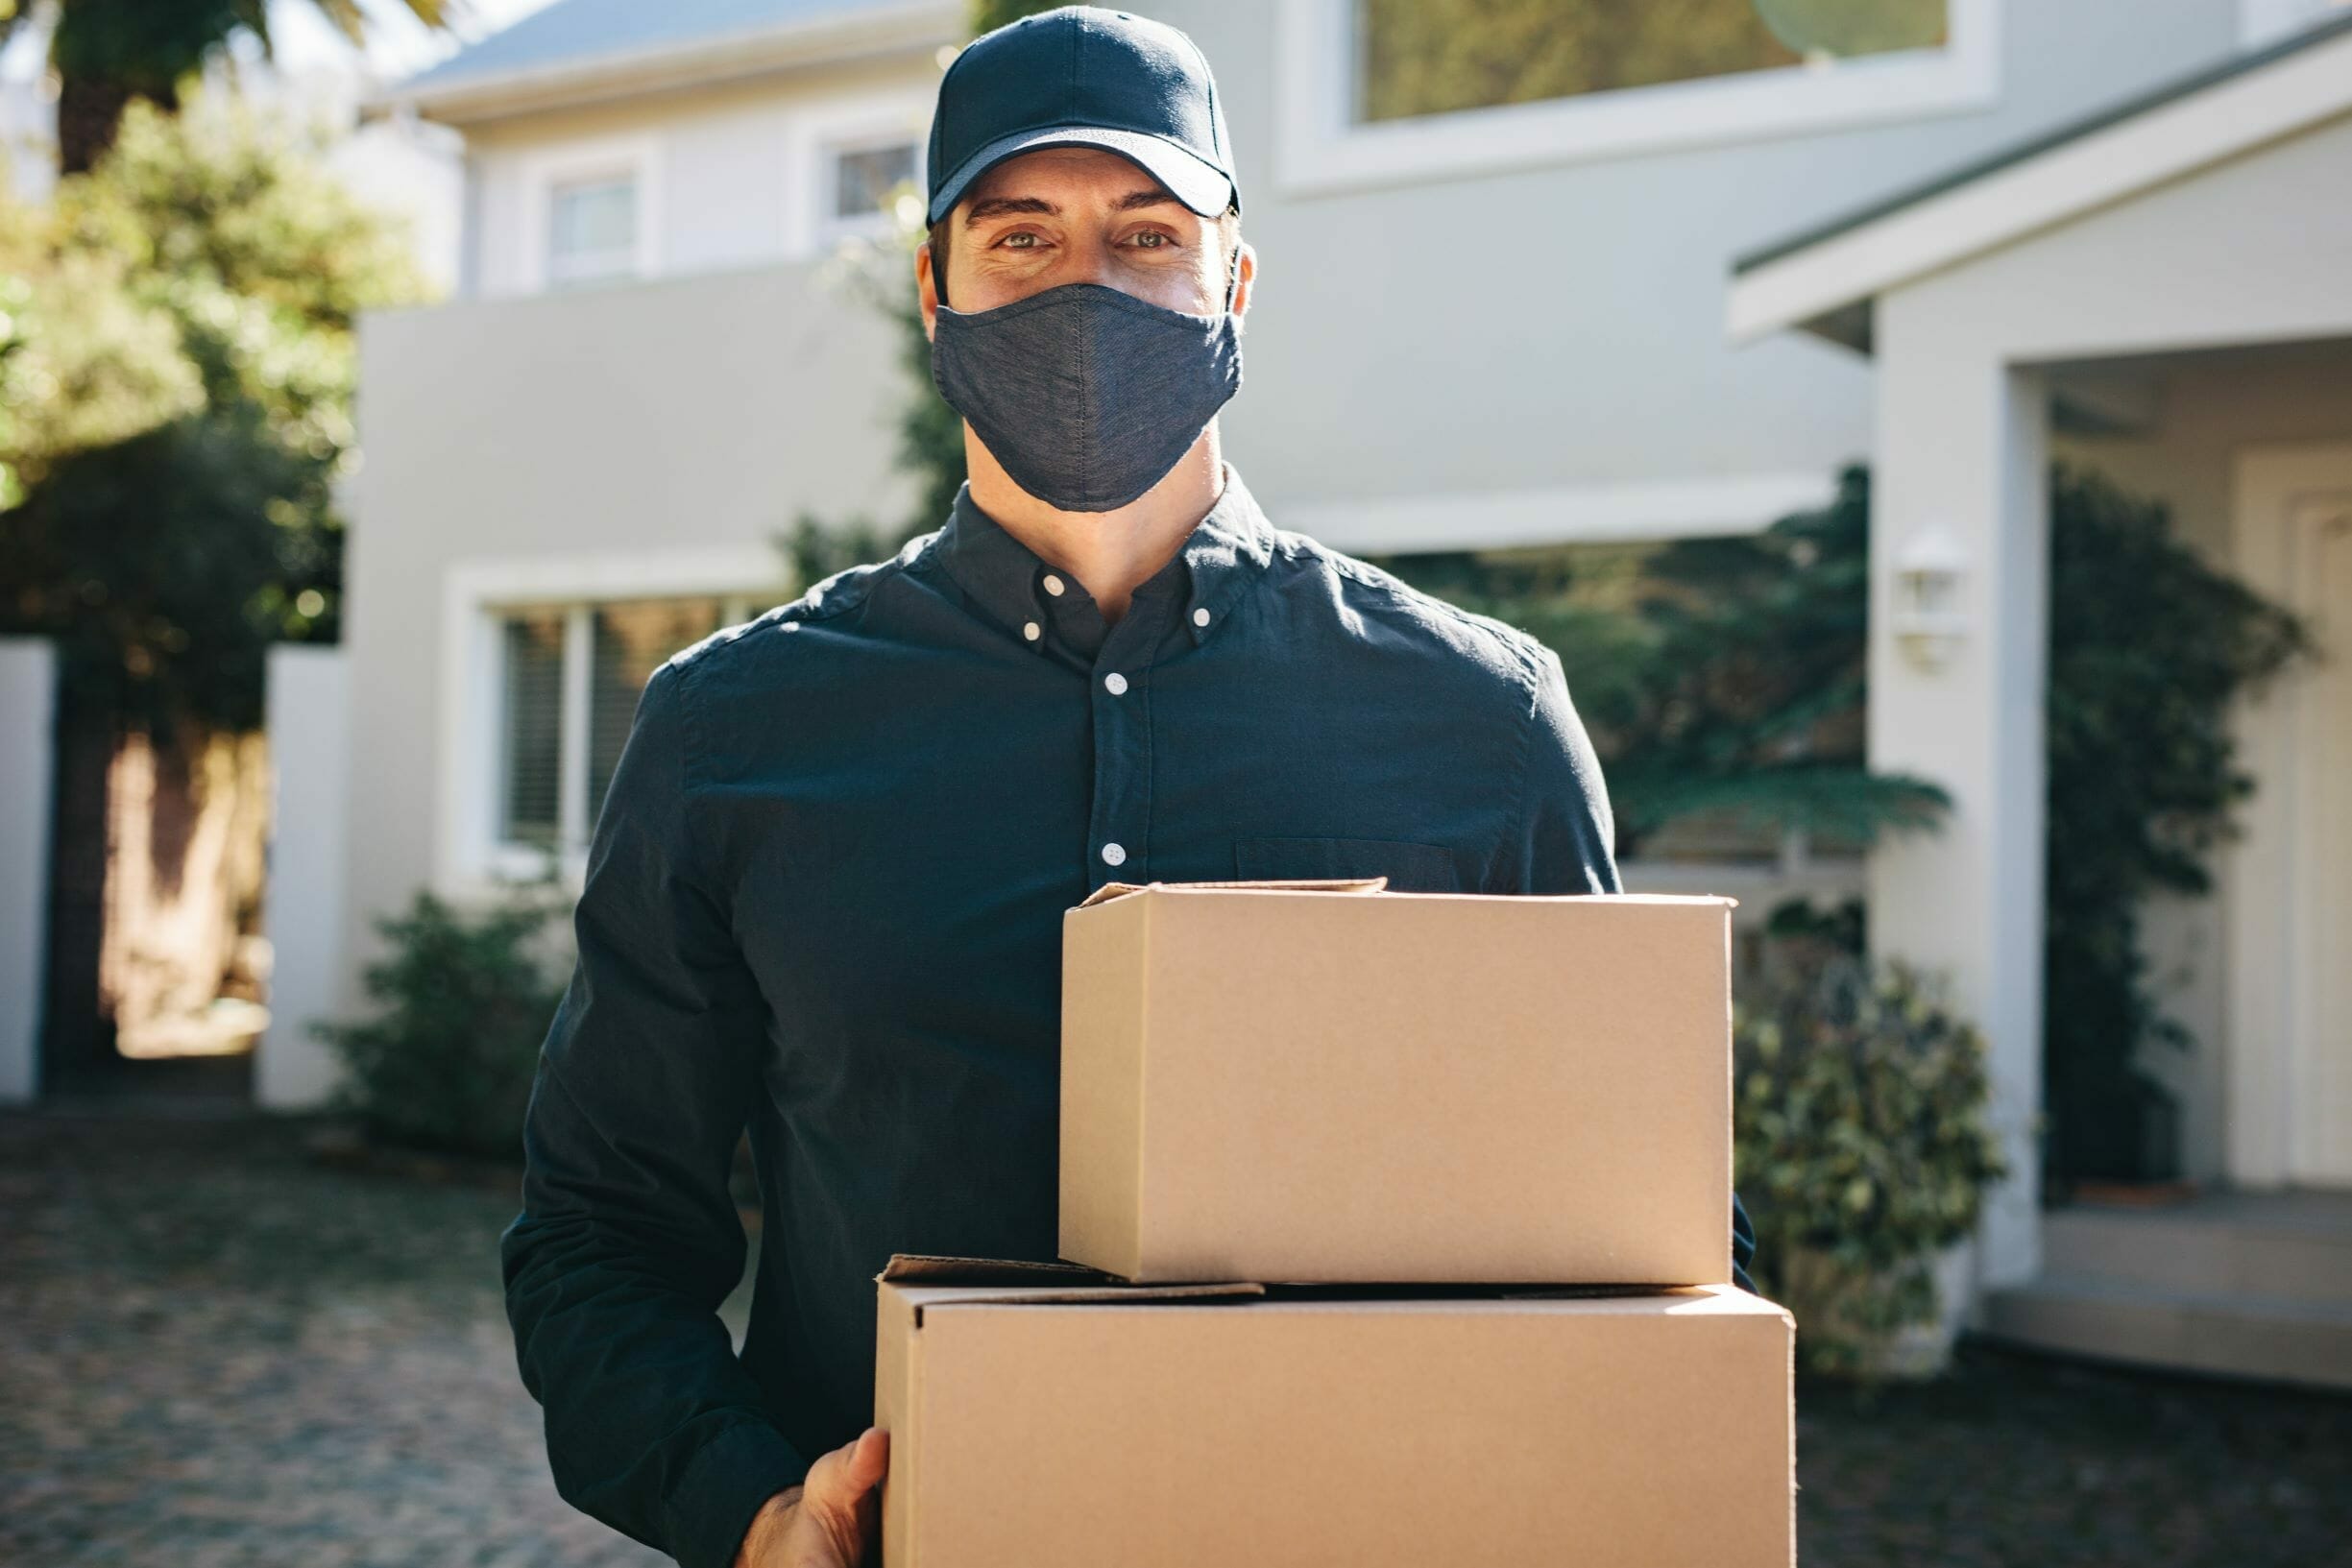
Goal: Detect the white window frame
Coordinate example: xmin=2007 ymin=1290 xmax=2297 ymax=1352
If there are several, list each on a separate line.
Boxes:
xmin=787 ymin=88 xmax=934 ymax=258
xmin=437 ymin=546 xmax=786 ymax=901
xmin=1273 ymin=0 xmax=2002 ymax=198
xmin=2242 ymin=0 xmax=2351 ymax=46
xmin=519 ymin=133 xmax=664 ymax=294
xmin=817 ymin=128 xmax=927 ymax=245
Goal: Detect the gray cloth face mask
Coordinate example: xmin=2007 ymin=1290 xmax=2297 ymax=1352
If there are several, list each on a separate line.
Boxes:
xmin=931 ymin=280 xmax=1243 ymax=514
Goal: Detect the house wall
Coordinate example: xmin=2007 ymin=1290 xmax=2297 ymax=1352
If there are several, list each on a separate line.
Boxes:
xmin=1150 ymin=0 xmax=2244 ymax=547
xmin=460 ymin=55 xmax=939 ymax=298
xmin=335 ymin=0 xmax=2282 ymax=1029
xmin=339 ymin=260 xmax=908 ymax=1012
xmin=434 ymin=0 xmax=2254 ymax=540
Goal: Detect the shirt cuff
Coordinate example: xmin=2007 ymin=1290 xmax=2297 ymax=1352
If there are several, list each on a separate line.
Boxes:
xmin=663 ymin=1418 xmax=812 ymax=1568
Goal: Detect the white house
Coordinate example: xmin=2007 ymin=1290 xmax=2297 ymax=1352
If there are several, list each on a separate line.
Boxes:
xmin=1731 ymin=9 xmax=2352 ymax=1384
xmin=216 ymin=0 xmax=2352 ymax=1382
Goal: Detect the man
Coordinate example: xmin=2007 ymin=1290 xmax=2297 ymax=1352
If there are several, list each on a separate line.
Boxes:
xmin=499 ymin=10 xmax=1756 ymax=1568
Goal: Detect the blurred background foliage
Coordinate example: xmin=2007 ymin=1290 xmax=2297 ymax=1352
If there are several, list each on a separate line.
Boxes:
xmin=0 ymin=95 xmax=426 ymax=734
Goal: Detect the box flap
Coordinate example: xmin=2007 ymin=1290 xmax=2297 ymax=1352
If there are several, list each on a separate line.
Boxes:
xmin=877 ymin=1253 xmax=1265 ymax=1307
xmin=879 ymin=1253 xmax=1113 ymax=1286
xmin=1074 ymin=876 xmax=1388 ymax=910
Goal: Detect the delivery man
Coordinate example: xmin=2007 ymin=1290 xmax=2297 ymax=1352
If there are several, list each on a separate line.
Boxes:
xmin=499 ymin=9 xmax=1758 ymax=1568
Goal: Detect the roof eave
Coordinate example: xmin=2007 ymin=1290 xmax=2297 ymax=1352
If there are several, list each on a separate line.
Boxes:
xmin=372 ymin=0 xmax=962 ymax=129
xmin=1725 ymin=16 xmax=2352 ymax=350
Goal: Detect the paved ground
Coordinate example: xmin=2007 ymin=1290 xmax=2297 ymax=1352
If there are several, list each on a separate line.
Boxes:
xmin=5 ymin=1108 xmax=2350 ymax=1568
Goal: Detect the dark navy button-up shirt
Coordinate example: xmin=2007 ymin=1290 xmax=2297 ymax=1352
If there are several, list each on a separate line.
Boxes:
xmin=500 ymin=463 xmax=1757 ymax=1568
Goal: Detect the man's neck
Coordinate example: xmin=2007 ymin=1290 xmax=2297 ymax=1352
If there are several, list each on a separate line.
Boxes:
xmin=963 ymin=425 xmax=1226 ymax=623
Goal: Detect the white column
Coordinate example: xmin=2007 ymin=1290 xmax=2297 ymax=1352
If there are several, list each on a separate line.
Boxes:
xmin=1868 ymin=302 xmax=2051 ymax=1291
xmin=257 ymin=644 xmax=354 ymax=1110
xmin=0 ymin=639 xmax=57 ymax=1104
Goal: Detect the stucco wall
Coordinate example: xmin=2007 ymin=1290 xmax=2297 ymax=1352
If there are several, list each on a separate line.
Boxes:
xmin=340 ymin=260 xmax=909 ymax=1013
xmin=1149 ymin=0 xmax=2242 ymax=530
xmin=462 ymin=55 xmax=939 ymax=298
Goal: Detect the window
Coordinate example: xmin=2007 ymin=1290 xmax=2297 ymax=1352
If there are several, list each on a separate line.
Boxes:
xmin=1274 ymin=0 xmax=1999 ymax=196
xmin=834 ymin=140 xmax=919 ymax=223
xmin=491 ymin=595 xmax=742 ymax=861
xmin=1357 ymin=0 xmax=1949 ymax=124
xmin=498 ymin=611 xmax=569 ymax=848
xmin=818 ymin=134 xmax=923 ymax=243
xmin=546 ymin=172 xmax=641 ymax=288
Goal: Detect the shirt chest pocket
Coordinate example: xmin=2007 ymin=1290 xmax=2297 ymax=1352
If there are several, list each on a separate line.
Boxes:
xmin=1231 ymin=835 xmax=1477 ymax=894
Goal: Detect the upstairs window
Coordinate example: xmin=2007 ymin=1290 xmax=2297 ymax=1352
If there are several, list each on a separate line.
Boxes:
xmin=1356 ymin=0 xmax=1951 ymax=124
xmin=546 ymin=172 xmax=641 ymax=288
xmin=1277 ymin=0 xmax=1995 ymax=195
xmin=834 ymin=139 xmax=919 ymax=222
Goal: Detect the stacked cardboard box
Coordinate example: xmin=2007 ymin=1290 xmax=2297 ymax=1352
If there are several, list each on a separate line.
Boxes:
xmin=874 ymin=878 xmax=1796 ymax=1566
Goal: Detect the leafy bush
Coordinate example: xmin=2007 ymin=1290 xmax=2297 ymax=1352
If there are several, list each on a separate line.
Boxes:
xmin=1735 ymin=940 xmax=2007 ymax=1375
xmin=314 ymin=881 xmax=570 ymax=1160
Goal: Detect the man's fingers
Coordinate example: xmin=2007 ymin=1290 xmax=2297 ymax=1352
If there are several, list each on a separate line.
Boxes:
xmin=843 ymin=1427 xmax=889 ymax=1493
xmin=806 ymin=1427 xmax=890 ymax=1511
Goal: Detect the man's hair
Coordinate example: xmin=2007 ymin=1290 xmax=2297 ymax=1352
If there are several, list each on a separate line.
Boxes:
xmin=928 ymin=204 xmax=1244 ymax=310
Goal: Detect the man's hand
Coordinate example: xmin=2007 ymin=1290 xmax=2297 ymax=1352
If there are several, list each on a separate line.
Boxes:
xmin=734 ymin=1428 xmax=889 ymax=1567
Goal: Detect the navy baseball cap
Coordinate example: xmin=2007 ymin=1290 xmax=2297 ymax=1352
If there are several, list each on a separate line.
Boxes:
xmin=925 ymin=6 xmax=1239 ymax=229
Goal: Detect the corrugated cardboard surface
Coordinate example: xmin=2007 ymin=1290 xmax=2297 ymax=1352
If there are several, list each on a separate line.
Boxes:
xmin=1059 ymin=884 xmax=1735 ymax=1284
xmin=875 ymin=1273 xmax=1795 ymax=1567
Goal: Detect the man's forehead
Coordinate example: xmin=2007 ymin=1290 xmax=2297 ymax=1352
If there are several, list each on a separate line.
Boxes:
xmin=960 ymin=145 xmax=1176 ymax=208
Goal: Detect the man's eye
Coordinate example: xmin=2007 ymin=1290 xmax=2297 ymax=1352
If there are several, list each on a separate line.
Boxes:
xmin=1001 ymin=232 xmax=1040 ymax=249
xmin=1131 ymin=232 xmax=1169 ymax=249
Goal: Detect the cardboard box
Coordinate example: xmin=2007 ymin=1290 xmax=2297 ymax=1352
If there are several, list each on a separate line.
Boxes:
xmin=873 ymin=1254 xmax=1795 ymax=1568
xmin=1059 ymin=880 xmax=1735 ymax=1284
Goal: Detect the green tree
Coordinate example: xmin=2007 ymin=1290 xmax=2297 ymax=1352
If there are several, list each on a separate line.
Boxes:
xmin=1 ymin=94 xmax=425 ymax=1084
xmin=0 ymin=96 xmax=424 ymax=730
xmin=0 ymin=0 xmax=454 ymax=172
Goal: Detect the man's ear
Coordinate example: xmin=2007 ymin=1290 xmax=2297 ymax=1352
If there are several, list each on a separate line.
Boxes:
xmin=1228 ymin=239 xmax=1258 ymax=325
xmin=915 ymin=242 xmax=940 ymax=343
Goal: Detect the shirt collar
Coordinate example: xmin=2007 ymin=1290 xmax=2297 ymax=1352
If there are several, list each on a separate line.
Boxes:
xmin=931 ymin=463 xmax=1277 ymax=658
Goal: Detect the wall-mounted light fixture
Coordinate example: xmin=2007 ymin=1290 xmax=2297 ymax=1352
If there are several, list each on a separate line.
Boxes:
xmin=1892 ymin=525 xmax=1967 ymax=671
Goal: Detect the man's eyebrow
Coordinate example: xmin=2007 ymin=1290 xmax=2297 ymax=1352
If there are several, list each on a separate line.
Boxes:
xmin=961 ymin=188 xmax=1178 ymax=226
xmin=962 ymin=196 xmax=1056 ymax=226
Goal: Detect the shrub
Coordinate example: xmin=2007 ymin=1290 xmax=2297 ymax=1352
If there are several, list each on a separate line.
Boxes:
xmin=314 ymin=880 xmax=570 ymax=1160
xmin=1735 ymin=940 xmax=2007 ymax=1375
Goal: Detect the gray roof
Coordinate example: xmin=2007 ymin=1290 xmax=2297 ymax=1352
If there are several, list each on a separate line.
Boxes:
xmin=1735 ymin=8 xmax=2352 ymax=274
xmin=401 ymin=0 xmax=925 ymax=91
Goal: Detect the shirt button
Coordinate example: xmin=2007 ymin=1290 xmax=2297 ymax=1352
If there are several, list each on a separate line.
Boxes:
xmin=1192 ymin=606 xmax=1211 ymax=627
xmin=1023 ymin=620 xmax=1041 ymax=641
xmin=1042 ymin=573 xmax=1066 ymax=596
xmin=1103 ymin=671 xmax=1128 ymax=695
xmin=1101 ymin=841 xmax=1127 ymax=866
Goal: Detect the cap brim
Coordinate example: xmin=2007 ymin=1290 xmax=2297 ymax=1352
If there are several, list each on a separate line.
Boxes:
xmin=926 ymin=124 xmax=1235 ymax=227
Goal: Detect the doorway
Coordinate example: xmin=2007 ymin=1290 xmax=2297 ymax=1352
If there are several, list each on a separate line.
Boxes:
xmin=2231 ymin=444 xmax=2352 ymax=1188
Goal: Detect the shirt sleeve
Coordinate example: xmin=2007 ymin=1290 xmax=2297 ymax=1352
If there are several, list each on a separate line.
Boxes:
xmin=499 ymin=657 xmax=808 ymax=1568
xmin=1506 ymin=641 xmax=1621 ymax=896
xmin=1507 ymin=641 xmax=1761 ymax=1296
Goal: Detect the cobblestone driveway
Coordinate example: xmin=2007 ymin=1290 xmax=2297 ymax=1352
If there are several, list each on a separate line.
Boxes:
xmin=1 ymin=1110 xmax=719 ymax=1568
xmin=5 ymin=1108 xmax=2350 ymax=1568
